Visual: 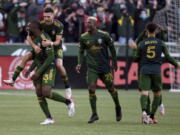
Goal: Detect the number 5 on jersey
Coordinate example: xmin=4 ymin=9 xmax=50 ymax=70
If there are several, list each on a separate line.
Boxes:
xmin=147 ymin=46 xmax=156 ymax=58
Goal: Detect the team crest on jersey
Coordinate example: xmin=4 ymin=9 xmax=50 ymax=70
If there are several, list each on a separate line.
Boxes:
xmin=52 ymin=30 xmax=55 ymax=35
xmin=98 ymin=38 xmax=102 ymax=44
xmin=86 ymin=41 xmax=90 ymax=45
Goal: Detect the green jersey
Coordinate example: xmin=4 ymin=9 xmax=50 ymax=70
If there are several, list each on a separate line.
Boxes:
xmin=78 ymin=29 xmax=117 ymax=73
xmin=135 ymin=37 xmax=178 ymax=74
xmin=29 ymin=33 xmax=55 ymax=75
xmin=40 ymin=19 xmax=64 ymax=50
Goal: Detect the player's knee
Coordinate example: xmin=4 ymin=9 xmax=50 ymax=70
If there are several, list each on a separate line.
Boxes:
xmin=42 ymin=90 xmax=51 ymax=98
xmin=140 ymin=90 xmax=149 ymax=95
xmin=88 ymin=83 xmax=96 ymax=94
xmin=42 ymin=92 xmax=50 ymax=98
xmin=153 ymin=91 xmax=161 ymax=96
xmin=107 ymin=84 xmax=114 ymax=93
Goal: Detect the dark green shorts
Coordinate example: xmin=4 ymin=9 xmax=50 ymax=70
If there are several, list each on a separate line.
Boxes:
xmin=55 ymin=48 xmax=63 ymax=59
xmin=139 ymin=74 xmax=162 ymax=91
xmin=87 ymin=70 xmax=113 ymax=88
xmin=34 ymin=65 xmax=56 ymax=86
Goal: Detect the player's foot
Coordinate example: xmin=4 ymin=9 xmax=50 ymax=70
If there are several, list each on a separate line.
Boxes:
xmin=152 ymin=117 xmax=158 ymax=124
xmin=3 ymin=79 xmax=14 ymax=86
xmin=65 ymin=87 xmax=72 ymax=99
xmin=67 ymin=100 xmax=75 ymax=117
xmin=115 ymin=106 xmax=122 ymax=121
xmin=159 ymin=103 xmax=165 ymax=115
xmin=88 ymin=113 xmax=99 ymax=124
xmin=141 ymin=111 xmax=149 ymax=124
xmin=40 ymin=118 xmax=55 ymax=125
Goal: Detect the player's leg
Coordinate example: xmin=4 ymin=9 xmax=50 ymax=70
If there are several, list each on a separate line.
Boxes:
xmin=87 ymin=70 xmax=99 ymax=123
xmin=3 ymin=52 xmax=33 ymax=86
xmin=41 ymin=67 xmax=75 ymax=117
xmin=34 ymin=83 xmax=54 ymax=125
xmin=138 ymin=66 xmax=151 ymax=116
xmin=100 ymin=72 xmax=122 ymax=121
xmin=150 ymin=75 xmax=162 ymax=123
xmin=139 ymin=74 xmax=151 ymax=124
xmin=55 ymin=48 xmax=72 ymax=99
xmin=158 ymin=94 xmax=165 ymax=115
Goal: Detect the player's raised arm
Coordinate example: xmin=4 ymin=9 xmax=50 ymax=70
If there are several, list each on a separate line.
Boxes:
xmin=134 ymin=43 xmax=141 ymax=62
xmin=162 ymin=42 xmax=178 ymax=68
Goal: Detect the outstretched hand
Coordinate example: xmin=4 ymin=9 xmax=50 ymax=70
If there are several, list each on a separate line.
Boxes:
xmin=42 ymin=40 xmax=51 ymax=47
xmin=75 ymin=64 xmax=81 ymax=73
xmin=31 ymin=72 xmax=40 ymax=81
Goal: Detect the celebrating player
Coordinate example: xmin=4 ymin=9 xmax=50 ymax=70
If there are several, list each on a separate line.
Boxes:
xmin=25 ymin=21 xmax=75 ymax=125
xmin=76 ymin=16 xmax=122 ymax=123
xmin=134 ymin=23 xmax=180 ymax=124
xmin=3 ymin=8 xmax=72 ymax=99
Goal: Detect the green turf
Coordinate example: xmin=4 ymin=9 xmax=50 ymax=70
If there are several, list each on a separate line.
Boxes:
xmin=0 ymin=89 xmax=180 ymax=135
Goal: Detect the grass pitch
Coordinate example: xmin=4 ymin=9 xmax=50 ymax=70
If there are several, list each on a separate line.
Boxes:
xmin=0 ymin=89 xmax=180 ymax=135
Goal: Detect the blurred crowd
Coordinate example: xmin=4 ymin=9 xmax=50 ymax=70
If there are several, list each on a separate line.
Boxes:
xmin=0 ymin=0 xmax=167 ymax=44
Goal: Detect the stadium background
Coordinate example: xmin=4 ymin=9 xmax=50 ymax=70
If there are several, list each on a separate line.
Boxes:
xmin=0 ymin=0 xmax=179 ymax=90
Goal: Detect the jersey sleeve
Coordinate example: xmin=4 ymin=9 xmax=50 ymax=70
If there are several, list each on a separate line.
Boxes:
xmin=78 ymin=36 xmax=85 ymax=65
xmin=104 ymin=32 xmax=117 ymax=66
xmin=162 ymin=42 xmax=178 ymax=67
xmin=55 ymin=21 xmax=64 ymax=35
xmin=36 ymin=46 xmax=55 ymax=74
xmin=134 ymin=43 xmax=141 ymax=62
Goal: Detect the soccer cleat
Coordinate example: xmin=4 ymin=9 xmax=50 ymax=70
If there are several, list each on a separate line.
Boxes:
xmin=150 ymin=117 xmax=158 ymax=124
xmin=40 ymin=118 xmax=55 ymax=125
xmin=115 ymin=106 xmax=122 ymax=121
xmin=67 ymin=100 xmax=75 ymax=117
xmin=159 ymin=104 xmax=165 ymax=115
xmin=65 ymin=88 xmax=72 ymax=99
xmin=141 ymin=111 xmax=149 ymax=124
xmin=3 ymin=79 xmax=15 ymax=86
xmin=88 ymin=113 xmax=99 ymax=124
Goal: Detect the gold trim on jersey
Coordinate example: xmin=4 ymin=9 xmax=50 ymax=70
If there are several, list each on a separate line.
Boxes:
xmin=54 ymin=21 xmax=61 ymax=27
xmin=90 ymin=45 xmax=102 ymax=50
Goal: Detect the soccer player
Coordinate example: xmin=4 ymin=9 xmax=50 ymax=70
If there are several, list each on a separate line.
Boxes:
xmin=76 ymin=16 xmax=122 ymax=123
xmin=25 ymin=21 xmax=75 ymax=125
xmin=134 ymin=23 xmax=180 ymax=124
xmin=134 ymin=25 xmax=167 ymax=116
xmin=3 ymin=8 xmax=72 ymax=99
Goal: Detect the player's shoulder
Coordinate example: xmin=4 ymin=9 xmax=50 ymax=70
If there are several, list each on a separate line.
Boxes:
xmin=80 ymin=32 xmax=89 ymax=39
xmin=53 ymin=19 xmax=63 ymax=27
xmin=97 ymin=29 xmax=109 ymax=37
xmin=40 ymin=20 xmax=45 ymax=24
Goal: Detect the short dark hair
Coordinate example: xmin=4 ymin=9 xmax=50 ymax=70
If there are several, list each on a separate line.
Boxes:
xmin=146 ymin=23 xmax=158 ymax=33
xmin=28 ymin=20 xmax=41 ymax=30
xmin=44 ymin=8 xmax=54 ymax=13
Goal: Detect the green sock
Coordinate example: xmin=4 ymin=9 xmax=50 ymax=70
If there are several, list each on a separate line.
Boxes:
xmin=140 ymin=95 xmax=148 ymax=112
xmin=159 ymin=95 xmax=162 ymax=105
xmin=12 ymin=66 xmax=23 ymax=81
xmin=151 ymin=95 xmax=161 ymax=116
xmin=61 ymin=75 xmax=70 ymax=88
xmin=109 ymin=90 xmax=120 ymax=107
xmin=48 ymin=92 xmax=70 ymax=104
xmin=89 ymin=94 xmax=97 ymax=114
xmin=37 ymin=97 xmax=52 ymax=119
xmin=147 ymin=95 xmax=151 ymax=115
